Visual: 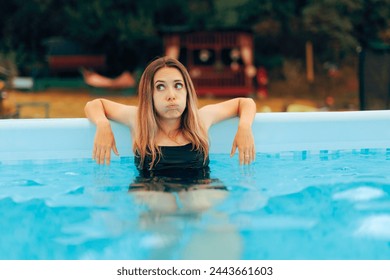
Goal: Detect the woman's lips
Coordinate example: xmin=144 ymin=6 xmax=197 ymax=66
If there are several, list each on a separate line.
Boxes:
xmin=166 ymin=104 xmax=179 ymax=109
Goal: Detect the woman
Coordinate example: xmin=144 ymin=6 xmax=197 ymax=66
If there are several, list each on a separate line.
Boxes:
xmin=84 ymin=56 xmax=256 ymax=169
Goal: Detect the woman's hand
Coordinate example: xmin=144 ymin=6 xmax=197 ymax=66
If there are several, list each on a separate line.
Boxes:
xmin=93 ymin=120 xmax=119 ymax=165
xmin=230 ymin=125 xmax=255 ymax=165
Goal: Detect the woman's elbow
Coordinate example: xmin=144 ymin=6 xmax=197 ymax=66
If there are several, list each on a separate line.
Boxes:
xmin=84 ymin=100 xmax=93 ymax=116
xmin=241 ymin=97 xmax=256 ymax=109
xmin=84 ymin=102 xmax=90 ymax=115
xmin=84 ymin=99 xmax=100 ymax=116
xmin=247 ymin=97 xmax=256 ymax=105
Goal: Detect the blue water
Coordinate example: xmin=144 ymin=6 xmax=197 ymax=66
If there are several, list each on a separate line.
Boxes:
xmin=1 ymin=149 xmax=390 ymax=260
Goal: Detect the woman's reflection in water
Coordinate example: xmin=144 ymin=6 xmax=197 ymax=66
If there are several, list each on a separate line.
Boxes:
xmin=129 ymin=167 xmax=242 ymax=260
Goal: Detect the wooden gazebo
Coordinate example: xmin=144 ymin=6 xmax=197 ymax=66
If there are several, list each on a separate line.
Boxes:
xmin=163 ymin=30 xmax=256 ymax=97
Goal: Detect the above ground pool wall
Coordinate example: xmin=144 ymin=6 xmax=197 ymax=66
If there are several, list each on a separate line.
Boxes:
xmin=1 ymin=110 xmax=390 ymax=161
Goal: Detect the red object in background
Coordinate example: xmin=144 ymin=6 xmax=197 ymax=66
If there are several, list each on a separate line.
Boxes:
xmin=163 ymin=30 xmax=255 ymax=97
xmin=256 ymin=66 xmax=268 ymax=98
xmin=48 ymin=55 xmax=106 ymax=74
xmin=325 ymin=96 xmax=335 ymax=107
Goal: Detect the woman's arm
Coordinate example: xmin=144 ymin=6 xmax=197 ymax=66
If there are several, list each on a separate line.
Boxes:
xmin=84 ymin=98 xmax=137 ymax=165
xmin=199 ymin=97 xmax=256 ymax=165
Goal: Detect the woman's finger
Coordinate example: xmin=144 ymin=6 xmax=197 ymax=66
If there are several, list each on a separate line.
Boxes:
xmin=230 ymin=142 xmax=237 ymax=157
xmin=99 ymin=148 xmax=106 ymax=165
xmin=239 ymin=148 xmax=245 ymax=165
xmin=241 ymin=146 xmax=255 ymax=165
xmin=106 ymin=148 xmax=111 ymax=165
xmin=112 ymin=140 xmax=120 ymax=156
xmin=245 ymin=149 xmax=251 ymax=165
xmin=93 ymin=144 xmax=97 ymax=161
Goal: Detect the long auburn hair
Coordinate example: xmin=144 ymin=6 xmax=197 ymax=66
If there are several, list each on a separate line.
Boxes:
xmin=133 ymin=56 xmax=209 ymax=169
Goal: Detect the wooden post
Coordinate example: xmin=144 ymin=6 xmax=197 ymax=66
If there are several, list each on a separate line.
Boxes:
xmin=306 ymin=41 xmax=314 ymax=82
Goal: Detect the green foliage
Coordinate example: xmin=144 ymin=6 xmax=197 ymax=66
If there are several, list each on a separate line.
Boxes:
xmin=239 ymin=0 xmax=389 ymax=63
xmin=209 ymin=0 xmax=250 ymax=28
xmin=0 ymin=0 xmax=69 ymax=74
xmin=62 ymin=0 xmax=161 ymax=73
xmin=0 ymin=0 xmax=388 ymax=73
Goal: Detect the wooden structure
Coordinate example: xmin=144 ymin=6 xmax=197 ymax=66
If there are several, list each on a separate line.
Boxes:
xmin=164 ymin=30 xmax=256 ymax=96
xmin=47 ymin=55 xmax=105 ymax=74
xmin=44 ymin=38 xmax=105 ymax=75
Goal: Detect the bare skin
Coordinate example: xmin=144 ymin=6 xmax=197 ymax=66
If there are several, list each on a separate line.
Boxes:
xmin=85 ymin=67 xmax=256 ymax=165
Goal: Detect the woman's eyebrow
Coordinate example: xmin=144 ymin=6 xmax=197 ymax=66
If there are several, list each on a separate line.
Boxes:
xmin=154 ymin=79 xmax=183 ymax=84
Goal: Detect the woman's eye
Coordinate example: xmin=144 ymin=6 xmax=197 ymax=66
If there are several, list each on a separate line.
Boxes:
xmin=156 ymin=84 xmax=165 ymax=91
xmin=175 ymin=83 xmax=184 ymax=90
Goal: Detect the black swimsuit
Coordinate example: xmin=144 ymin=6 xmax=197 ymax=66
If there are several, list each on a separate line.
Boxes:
xmin=129 ymin=143 xmax=226 ymax=192
xmin=134 ymin=143 xmax=209 ymax=174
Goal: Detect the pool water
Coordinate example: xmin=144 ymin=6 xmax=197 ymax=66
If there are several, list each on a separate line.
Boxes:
xmin=1 ymin=149 xmax=390 ymax=260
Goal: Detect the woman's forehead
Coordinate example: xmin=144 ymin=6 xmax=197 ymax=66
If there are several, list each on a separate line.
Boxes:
xmin=154 ymin=67 xmax=184 ymax=82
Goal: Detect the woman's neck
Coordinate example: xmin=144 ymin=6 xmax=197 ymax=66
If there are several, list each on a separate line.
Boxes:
xmin=157 ymin=119 xmax=188 ymax=146
xmin=158 ymin=118 xmax=181 ymax=134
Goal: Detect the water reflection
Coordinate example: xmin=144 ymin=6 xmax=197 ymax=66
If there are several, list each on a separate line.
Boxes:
xmin=128 ymin=167 xmax=243 ymax=259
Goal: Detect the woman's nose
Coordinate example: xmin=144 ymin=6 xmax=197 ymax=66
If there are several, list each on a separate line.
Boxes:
xmin=166 ymin=87 xmax=176 ymax=100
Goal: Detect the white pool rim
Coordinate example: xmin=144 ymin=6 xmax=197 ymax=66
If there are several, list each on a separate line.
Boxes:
xmin=1 ymin=110 xmax=390 ymax=161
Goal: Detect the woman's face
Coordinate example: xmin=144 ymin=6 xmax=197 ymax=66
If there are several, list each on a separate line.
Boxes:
xmin=152 ymin=67 xmax=187 ymax=121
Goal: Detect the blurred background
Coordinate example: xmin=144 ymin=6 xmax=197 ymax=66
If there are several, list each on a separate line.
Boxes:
xmin=0 ymin=0 xmax=389 ymax=118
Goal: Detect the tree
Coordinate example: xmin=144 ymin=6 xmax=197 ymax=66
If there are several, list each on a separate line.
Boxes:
xmin=63 ymin=0 xmax=161 ymax=73
xmin=0 ymin=0 xmax=388 ymax=74
xmin=237 ymin=0 xmax=389 ymax=65
xmin=237 ymin=0 xmax=309 ymax=67
xmin=1 ymin=0 xmax=68 ymax=73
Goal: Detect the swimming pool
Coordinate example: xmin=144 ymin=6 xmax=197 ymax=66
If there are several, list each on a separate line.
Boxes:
xmin=1 ymin=111 xmax=390 ymax=259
